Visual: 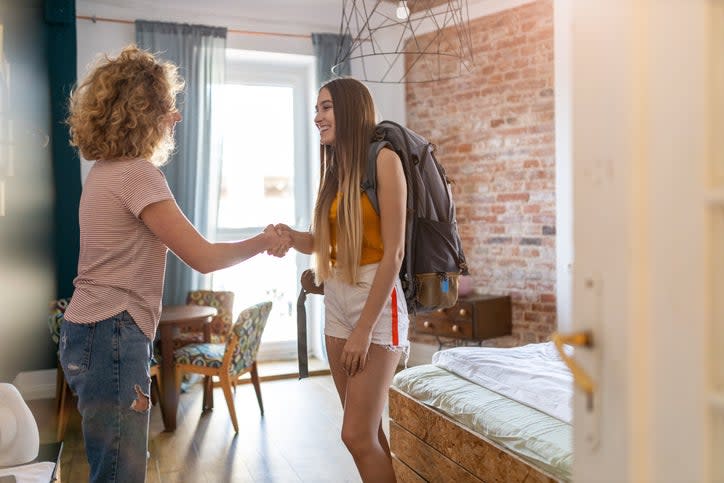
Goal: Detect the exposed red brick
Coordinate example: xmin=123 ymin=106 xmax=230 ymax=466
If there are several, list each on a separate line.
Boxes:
xmin=497 ymin=193 xmax=531 ymax=203
xmin=406 ymin=0 xmax=556 ymax=345
xmin=524 ymin=312 xmax=540 ymax=322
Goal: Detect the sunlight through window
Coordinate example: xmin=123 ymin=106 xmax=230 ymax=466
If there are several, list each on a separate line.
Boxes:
xmin=214 ymin=84 xmax=297 ymax=345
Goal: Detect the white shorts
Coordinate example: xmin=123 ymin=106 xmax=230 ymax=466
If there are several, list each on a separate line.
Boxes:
xmin=324 ymin=263 xmax=410 ymax=351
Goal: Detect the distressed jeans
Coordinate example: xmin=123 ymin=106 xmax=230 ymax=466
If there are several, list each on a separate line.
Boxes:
xmin=60 ymin=311 xmax=152 ymax=483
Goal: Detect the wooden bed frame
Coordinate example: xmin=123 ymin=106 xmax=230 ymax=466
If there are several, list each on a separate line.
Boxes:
xmin=388 ymin=386 xmax=562 ymax=483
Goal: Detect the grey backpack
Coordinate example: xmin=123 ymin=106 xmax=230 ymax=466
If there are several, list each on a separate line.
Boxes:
xmin=363 ymin=120 xmax=469 ymax=313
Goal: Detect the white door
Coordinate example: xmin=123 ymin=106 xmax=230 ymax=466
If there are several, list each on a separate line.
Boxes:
xmin=211 ymin=50 xmax=317 ymax=361
xmin=556 ymin=0 xmax=722 ymax=480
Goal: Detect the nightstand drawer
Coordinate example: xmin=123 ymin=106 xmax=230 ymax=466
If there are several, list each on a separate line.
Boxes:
xmin=414 ymin=315 xmax=473 ymax=339
xmin=439 ymin=302 xmax=475 ymax=323
xmin=411 ymin=294 xmax=512 ymax=344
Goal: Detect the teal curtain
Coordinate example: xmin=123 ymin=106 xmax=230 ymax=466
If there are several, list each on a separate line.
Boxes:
xmin=312 ymin=33 xmax=351 ymax=86
xmin=45 ymin=0 xmax=80 ymax=299
xmin=135 ymin=21 xmax=227 ymax=305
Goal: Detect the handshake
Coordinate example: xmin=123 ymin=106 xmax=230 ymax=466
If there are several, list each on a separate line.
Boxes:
xmin=263 ymin=223 xmax=295 ymax=258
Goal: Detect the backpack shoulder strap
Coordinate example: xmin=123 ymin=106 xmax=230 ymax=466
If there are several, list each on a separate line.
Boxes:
xmin=362 ymin=120 xmax=412 ymax=214
xmin=362 ymin=138 xmax=393 ymax=215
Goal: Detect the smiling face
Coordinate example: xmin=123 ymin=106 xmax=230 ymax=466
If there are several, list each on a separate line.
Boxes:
xmin=314 ymin=87 xmax=335 ymax=145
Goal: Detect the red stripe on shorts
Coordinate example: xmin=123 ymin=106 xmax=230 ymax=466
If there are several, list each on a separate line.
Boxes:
xmin=391 ymin=287 xmax=399 ymax=346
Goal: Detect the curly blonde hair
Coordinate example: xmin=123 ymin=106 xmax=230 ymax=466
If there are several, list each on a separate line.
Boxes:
xmin=67 ymin=45 xmax=184 ymax=166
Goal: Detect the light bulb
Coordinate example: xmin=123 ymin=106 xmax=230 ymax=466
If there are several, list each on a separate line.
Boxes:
xmin=395 ymin=0 xmax=410 ymax=20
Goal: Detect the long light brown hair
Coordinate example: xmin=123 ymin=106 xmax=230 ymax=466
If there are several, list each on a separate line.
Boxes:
xmin=67 ymin=45 xmax=184 ymax=166
xmin=312 ymin=78 xmax=377 ymax=285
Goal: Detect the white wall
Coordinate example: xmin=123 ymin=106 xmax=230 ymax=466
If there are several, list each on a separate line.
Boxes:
xmin=76 ymin=0 xmax=340 ymax=54
xmin=554 ymin=0 xmax=573 ymax=332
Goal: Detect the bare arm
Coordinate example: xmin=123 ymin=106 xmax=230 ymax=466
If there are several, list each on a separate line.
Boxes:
xmin=140 ymin=199 xmax=282 ymax=274
xmin=342 ymin=147 xmax=406 ymax=376
xmin=354 ymin=147 xmax=407 ymax=334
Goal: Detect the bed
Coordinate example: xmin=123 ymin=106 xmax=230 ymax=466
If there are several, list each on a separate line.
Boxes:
xmin=389 ymin=342 xmax=573 ymax=482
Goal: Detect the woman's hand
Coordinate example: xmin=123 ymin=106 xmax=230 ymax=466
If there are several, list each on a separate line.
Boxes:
xmin=265 ymin=223 xmax=291 ymax=257
xmin=264 ymin=225 xmax=291 ymax=257
xmin=341 ymin=326 xmax=373 ymax=377
xmin=272 ymin=223 xmax=315 ymax=255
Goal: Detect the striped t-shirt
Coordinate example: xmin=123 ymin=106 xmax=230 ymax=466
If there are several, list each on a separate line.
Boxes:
xmin=64 ymin=158 xmax=174 ymax=341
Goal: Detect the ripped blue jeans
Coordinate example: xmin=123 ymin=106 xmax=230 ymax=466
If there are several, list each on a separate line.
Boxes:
xmin=60 ymin=311 xmax=152 ymax=483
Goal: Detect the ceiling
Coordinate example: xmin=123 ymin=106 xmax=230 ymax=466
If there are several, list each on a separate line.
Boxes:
xmin=77 ymin=0 xmax=345 ymax=32
xmin=80 ymin=0 xmax=342 ymax=9
xmin=76 ymin=0 xmax=485 ymax=36
xmin=381 ymin=0 xmax=451 ymax=13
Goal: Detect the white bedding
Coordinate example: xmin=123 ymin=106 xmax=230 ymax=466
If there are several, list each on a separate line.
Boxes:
xmin=432 ymin=342 xmax=573 ymax=423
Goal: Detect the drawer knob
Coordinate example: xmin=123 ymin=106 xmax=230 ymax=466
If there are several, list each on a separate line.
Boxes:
xmin=458 ymin=308 xmax=467 ymax=317
xmin=423 ymin=320 xmax=431 ymax=328
xmin=452 ymin=324 xmax=460 ymax=333
xmin=436 ymin=308 xmax=445 ymax=313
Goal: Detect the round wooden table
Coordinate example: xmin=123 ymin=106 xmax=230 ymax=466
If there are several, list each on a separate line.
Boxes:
xmin=158 ymin=304 xmax=217 ymax=431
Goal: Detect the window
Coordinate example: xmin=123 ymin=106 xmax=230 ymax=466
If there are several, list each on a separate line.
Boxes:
xmin=211 ymin=50 xmax=318 ymax=360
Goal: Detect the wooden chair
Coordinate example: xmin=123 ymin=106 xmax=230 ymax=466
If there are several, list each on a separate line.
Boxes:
xmin=173 ymin=290 xmax=235 ymax=350
xmin=174 ymin=301 xmax=272 ymax=433
xmin=48 ymin=299 xmax=163 ymax=441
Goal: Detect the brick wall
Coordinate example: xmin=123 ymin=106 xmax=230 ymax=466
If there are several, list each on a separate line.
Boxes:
xmin=406 ymin=0 xmax=555 ymax=344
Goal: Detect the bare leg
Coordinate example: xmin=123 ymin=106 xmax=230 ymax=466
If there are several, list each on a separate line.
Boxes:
xmin=378 ymin=423 xmax=391 ymax=458
xmin=326 ymin=336 xmax=391 ymax=458
xmin=327 ymin=336 xmax=401 ymax=483
xmin=325 ymin=336 xmax=349 ymax=406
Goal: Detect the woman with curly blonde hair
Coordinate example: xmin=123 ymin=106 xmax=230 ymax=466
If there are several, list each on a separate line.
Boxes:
xmin=61 ymin=45 xmax=289 ymax=482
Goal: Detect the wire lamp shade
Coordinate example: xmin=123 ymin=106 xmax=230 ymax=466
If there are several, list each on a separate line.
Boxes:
xmin=333 ymin=0 xmax=474 ymax=83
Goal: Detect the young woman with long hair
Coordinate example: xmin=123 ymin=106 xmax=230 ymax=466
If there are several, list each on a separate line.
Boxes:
xmin=277 ymin=77 xmax=409 ymax=482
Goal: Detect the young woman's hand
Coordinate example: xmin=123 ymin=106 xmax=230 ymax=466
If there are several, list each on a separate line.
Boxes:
xmin=266 ymin=224 xmax=289 ymax=257
xmin=341 ymin=326 xmax=373 ymax=377
xmin=264 ymin=225 xmax=291 ymax=257
xmin=272 ymin=223 xmax=315 ymax=255
xmin=274 ymin=223 xmax=292 ymax=234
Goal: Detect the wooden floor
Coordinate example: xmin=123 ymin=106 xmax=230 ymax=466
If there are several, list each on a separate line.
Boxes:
xmin=40 ymin=373 xmax=369 ymax=482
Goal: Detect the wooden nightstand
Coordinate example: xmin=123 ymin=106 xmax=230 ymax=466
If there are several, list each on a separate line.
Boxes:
xmin=412 ymin=294 xmax=512 ymax=348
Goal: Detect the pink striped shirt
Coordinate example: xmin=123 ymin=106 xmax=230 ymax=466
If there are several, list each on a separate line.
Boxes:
xmin=64 ymin=158 xmax=174 ymax=340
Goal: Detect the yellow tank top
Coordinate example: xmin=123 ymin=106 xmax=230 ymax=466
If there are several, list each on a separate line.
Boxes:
xmin=329 ymin=192 xmax=384 ymax=265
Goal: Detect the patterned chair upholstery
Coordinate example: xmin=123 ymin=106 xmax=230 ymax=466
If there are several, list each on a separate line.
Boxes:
xmin=49 ymin=298 xmax=164 ymax=441
xmin=173 ymin=290 xmax=235 ymax=350
xmin=48 ymin=299 xmax=72 ymax=442
xmin=48 ymin=299 xmax=69 ymax=347
xmin=174 ymin=301 xmax=272 ymax=433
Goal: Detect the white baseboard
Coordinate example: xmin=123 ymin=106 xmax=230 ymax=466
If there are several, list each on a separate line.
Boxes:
xmin=13 ymin=369 xmax=56 ymax=400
